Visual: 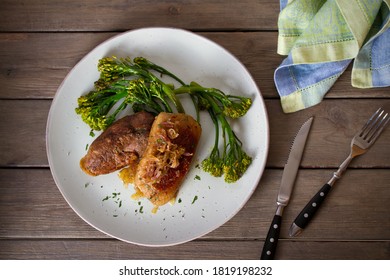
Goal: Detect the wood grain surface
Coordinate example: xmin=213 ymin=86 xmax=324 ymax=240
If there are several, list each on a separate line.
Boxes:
xmin=0 ymin=0 xmax=389 ymax=260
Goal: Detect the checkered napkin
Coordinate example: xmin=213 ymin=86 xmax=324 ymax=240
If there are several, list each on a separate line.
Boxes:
xmin=274 ymin=0 xmax=390 ymax=113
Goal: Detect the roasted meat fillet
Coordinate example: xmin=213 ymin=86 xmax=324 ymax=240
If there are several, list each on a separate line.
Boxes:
xmin=80 ymin=111 xmax=155 ymax=176
xmin=134 ymin=112 xmax=202 ymax=206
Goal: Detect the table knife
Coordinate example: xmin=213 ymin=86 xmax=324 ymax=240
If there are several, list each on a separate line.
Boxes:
xmin=260 ymin=117 xmax=313 ymax=260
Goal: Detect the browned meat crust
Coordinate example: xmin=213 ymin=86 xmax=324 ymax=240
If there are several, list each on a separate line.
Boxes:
xmin=134 ymin=112 xmax=202 ymax=206
xmin=80 ymin=111 xmax=155 ymax=176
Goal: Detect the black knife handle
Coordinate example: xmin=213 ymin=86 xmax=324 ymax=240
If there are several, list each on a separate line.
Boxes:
xmin=260 ymin=214 xmax=282 ymax=260
xmin=293 ymin=183 xmax=332 ymax=231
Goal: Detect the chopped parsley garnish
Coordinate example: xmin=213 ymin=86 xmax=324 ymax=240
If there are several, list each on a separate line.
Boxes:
xmin=102 ymin=192 xmax=121 ymax=205
xmin=112 ymin=192 xmax=120 ymax=198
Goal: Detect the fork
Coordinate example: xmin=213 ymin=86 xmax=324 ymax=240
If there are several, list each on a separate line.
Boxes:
xmin=289 ymin=108 xmax=389 ymax=237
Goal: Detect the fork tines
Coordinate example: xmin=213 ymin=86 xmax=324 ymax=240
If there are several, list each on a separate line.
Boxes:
xmin=359 ymin=108 xmax=389 ymax=143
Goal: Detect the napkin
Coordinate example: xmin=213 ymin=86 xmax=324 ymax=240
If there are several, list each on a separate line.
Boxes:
xmin=274 ymin=0 xmax=390 ymax=113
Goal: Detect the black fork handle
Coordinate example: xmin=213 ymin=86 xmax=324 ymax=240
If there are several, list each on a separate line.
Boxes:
xmin=289 ymin=183 xmax=332 ymax=237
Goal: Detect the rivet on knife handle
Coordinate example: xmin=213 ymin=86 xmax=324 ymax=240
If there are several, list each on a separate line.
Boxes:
xmin=261 ymin=214 xmax=282 ymax=260
xmin=289 ymin=183 xmax=332 ymax=237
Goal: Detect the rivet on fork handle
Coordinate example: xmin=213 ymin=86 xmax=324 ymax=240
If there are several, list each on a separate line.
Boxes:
xmin=289 ymin=108 xmax=389 ymax=237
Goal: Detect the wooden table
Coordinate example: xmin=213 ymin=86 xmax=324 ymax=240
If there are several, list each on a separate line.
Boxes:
xmin=0 ymin=0 xmax=389 ymax=260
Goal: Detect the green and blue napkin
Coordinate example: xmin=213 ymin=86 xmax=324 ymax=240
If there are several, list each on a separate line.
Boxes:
xmin=274 ymin=0 xmax=390 ymax=113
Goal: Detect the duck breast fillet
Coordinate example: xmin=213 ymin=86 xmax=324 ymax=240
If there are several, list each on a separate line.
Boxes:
xmin=80 ymin=111 xmax=155 ymax=176
xmin=134 ymin=112 xmax=202 ymax=206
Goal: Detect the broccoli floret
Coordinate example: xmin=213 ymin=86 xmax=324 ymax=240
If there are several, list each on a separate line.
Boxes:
xmin=221 ymin=95 xmax=252 ymax=119
xmin=222 ymin=136 xmax=252 ymax=183
xmin=176 ymin=82 xmax=252 ymax=118
xmin=75 ymin=89 xmax=127 ymax=131
xmin=97 ymin=56 xmax=153 ymax=84
xmin=200 ymin=94 xmax=252 ymax=183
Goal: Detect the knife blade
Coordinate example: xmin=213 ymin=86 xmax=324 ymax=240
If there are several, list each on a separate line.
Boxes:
xmin=260 ymin=116 xmax=313 ymax=260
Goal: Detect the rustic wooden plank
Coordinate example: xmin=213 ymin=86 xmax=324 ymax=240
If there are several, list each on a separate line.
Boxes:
xmin=1 ymin=99 xmax=389 ymax=167
xmin=0 ymin=33 xmax=114 ymax=99
xmin=0 ymin=0 xmax=279 ymax=32
xmin=1 ymin=168 xmax=389 ymax=240
xmin=0 ymin=33 xmax=113 ymax=69
xmin=0 ymin=100 xmax=49 ymax=167
xmin=1 ymin=32 xmax=389 ymax=99
xmin=277 ymin=240 xmax=390 ymax=260
xmin=0 ymin=239 xmax=388 ymax=259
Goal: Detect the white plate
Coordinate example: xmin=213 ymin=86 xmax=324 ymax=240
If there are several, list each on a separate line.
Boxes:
xmin=46 ymin=27 xmax=269 ymax=246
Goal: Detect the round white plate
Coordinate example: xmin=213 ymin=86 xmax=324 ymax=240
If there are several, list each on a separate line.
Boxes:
xmin=46 ymin=27 xmax=269 ymax=246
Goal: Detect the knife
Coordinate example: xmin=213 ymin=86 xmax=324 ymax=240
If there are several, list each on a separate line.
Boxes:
xmin=260 ymin=117 xmax=313 ymax=260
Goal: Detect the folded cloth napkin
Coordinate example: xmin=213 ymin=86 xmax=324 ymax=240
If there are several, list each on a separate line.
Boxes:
xmin=274 ymin=0 xmax=390 ymax=113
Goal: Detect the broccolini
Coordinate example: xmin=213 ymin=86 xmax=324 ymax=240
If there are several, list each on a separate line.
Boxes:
xmin=75 ymin=56 xmax=253 ymax=182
